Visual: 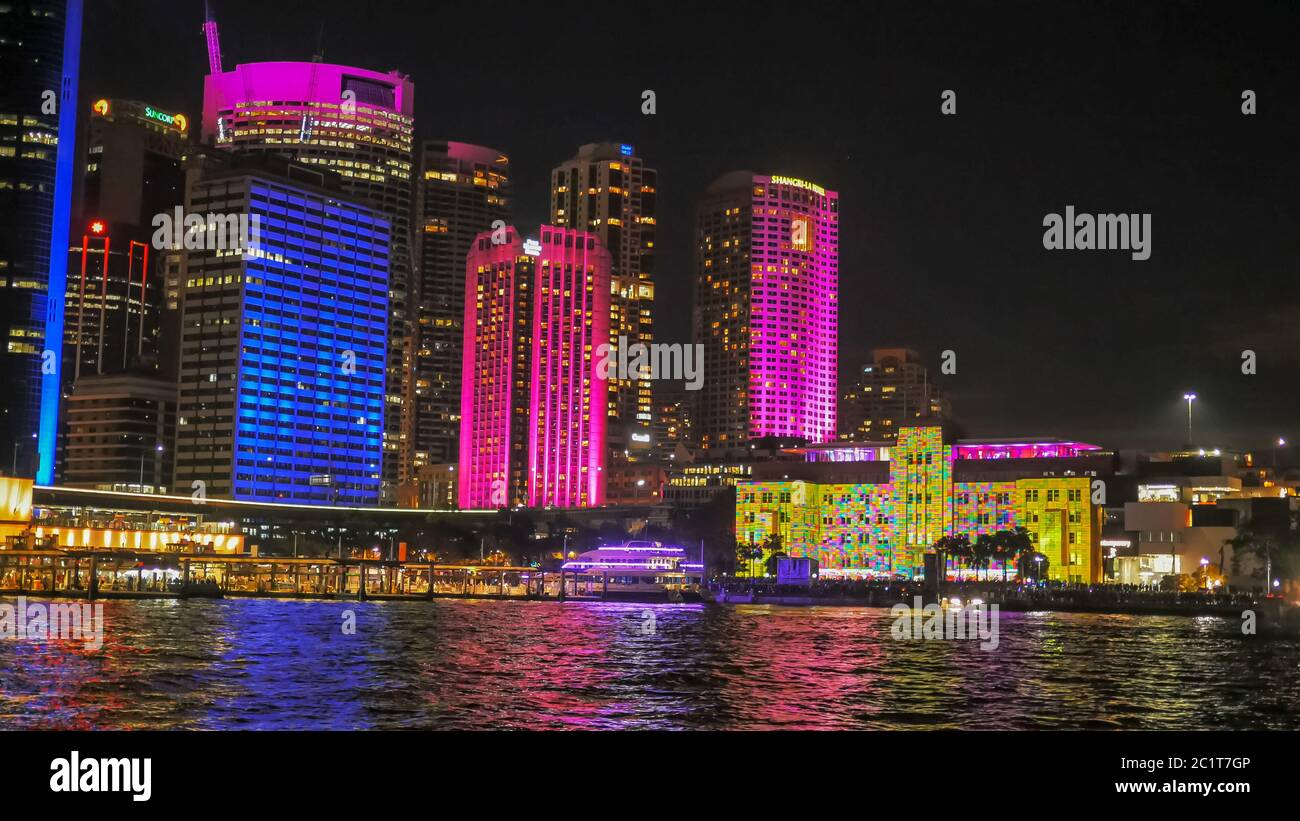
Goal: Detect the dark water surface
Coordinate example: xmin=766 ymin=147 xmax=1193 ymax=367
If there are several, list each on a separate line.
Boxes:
xmin=0 ymin=598 xmax=1295 ymax=730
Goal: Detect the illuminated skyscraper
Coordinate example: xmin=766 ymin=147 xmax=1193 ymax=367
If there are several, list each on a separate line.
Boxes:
xmin=840 ymin=348 xmax=948 ymax=442
xmin=0 ymin=0 xmax=82 ymax=480
xmin=458 ymin=225 xmax=610 ymax=509
xmin=693 ymin=172 xmax=839 ymax=451
xmin=79 ymin=98 xmax=188 ymax=231
xmin=63 ymin=99 xmax=188 ymax=383
xmin=64 ymin=218 xmax=159 ymax=381
xmin=173 ymin=154 xmax=389 ymax=505
xmin=202 ymin=59 xmax=414 ymax=501
xmin=413 ymin=140 xmax=510 ymax=471
xmin=457 ymin=228 xmax=532 ymax=509
xmin=550 ymin=143 xmax=656 ymax=458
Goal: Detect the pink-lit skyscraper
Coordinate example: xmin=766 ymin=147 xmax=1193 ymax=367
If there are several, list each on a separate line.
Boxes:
xmin=458 ymin=226 xmax=610 ymax=509
xmin=693 ymin=172 xmax=839 ymax=451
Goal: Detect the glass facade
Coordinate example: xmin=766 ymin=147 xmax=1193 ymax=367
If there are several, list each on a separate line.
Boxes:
xmin=0 ymin=0 xmax=80 ymax=480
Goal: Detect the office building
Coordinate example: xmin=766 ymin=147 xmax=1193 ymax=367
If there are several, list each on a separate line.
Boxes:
xmin=173 ymin=154 xmax=389 ymax=505
xmin=66 ymin=98 xmax=188 ymax=379
xmin=551 ymin=143 xmax=656 ymax=457
xmin=203 ymin=58 xmax=414 ymax=499
xmin=840 ymin=348 xmax=948 ymax=441
xmin=0 ymin=0 xmax=82 ymax=479
xmin=412 ymin=140 xmax=510 ymax=470
xmin=60 ymin=371 xmax=175 ymax=492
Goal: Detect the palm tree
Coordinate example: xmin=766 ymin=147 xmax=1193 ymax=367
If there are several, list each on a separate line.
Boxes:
xmin=988 ymin=531 xmax=1010 ymax=581
xmin=973 ymin=533 xmax=996 ymax=581
xmin=934 ymin=534 xmax=972 ymax=580
xmin=735 ymin=540 xmax=765 ymax=578
xmin=993 ymin=527 xmax=1034 ymax=581
xmin=932 ymin=535 xmax=953 ymax=579
xmin=760 ymin=532 xmax=784 ymax=576
xmin=733 ymin=541 xmax=749 ymax=577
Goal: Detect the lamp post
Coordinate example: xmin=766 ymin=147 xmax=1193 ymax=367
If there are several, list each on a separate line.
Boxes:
xmin=139 ymin=443 xmax=163 ymax=490
xmin=139 ymin=442 xmax=162 ymax=488
xmin=1182 ymin=393 xmax=1197 ymax=445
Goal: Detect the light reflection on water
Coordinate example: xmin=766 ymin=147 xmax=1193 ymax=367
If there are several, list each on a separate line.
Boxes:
xmin=0 ymin=598 xmax=1294 ymax=730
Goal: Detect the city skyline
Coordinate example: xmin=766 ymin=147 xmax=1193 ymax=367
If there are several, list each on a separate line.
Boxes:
xmin=7 ymin=0 xmax=1300 ymax=758
xmin=75 ymin=0 xmax=1300 ymax=453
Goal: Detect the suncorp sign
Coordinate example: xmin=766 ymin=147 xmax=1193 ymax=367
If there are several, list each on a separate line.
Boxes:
xmin=143 ymin=106 xmax=188 ymax=132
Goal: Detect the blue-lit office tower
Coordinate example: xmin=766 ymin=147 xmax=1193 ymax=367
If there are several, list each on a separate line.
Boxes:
xmin=0 ymin=0 xmax=82 ymax=479
xmin=174 ymin=153 xmax=389 ymax=505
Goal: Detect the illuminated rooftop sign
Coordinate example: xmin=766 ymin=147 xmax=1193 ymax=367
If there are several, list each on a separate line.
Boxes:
xmin=522 ymin=238 xmax=541 ymax=257
xmin=768 ymin=175 xmax=826 ymax=196
xmin=143 ymin=106 xmax=188 ymax=132
xmin=619 ymin=144 xmax=634 ymax=156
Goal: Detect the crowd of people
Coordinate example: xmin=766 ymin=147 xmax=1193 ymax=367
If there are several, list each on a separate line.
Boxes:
xmin=709 ymin=575 xmax=1268 ymax=611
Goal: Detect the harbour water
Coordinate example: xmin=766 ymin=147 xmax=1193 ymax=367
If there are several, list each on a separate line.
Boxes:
xmin=1 ymin=598 xmax=1297 ymax=730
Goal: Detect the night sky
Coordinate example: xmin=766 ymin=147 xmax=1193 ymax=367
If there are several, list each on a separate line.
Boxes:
xmin=84 ymin=0 xmax=1300 ymax=450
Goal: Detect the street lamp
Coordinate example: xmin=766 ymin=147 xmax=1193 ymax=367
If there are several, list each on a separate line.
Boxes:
xmin=139 ymin=443 xmax=163 ymax=488
xmin=1182 ymin=393 xmax=1197 ymax=445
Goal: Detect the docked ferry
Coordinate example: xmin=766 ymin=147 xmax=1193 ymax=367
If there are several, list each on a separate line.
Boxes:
xmin=560 ymin=541 xmax=707 ymax=602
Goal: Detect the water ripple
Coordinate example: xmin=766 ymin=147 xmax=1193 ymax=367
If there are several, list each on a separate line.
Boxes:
xmin=0 ymin=598 xmax=1294 ymax=729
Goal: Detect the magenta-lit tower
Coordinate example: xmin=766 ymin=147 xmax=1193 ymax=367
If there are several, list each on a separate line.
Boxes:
xmin=201 ymin=53 xmax=415 ymax=502
xmin=693 ymin=172 xmax=839 ymax=451
xmin=458 ymin=226 xmax=610 ymax=509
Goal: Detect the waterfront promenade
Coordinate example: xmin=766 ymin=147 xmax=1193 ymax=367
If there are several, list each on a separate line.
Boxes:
xmin=712 ymin=578 xmax=1274 ymax=619
xmin=0 ymin=549 xmax=553 ymax=602
xmin=0 ymin=547 xmax=1284 ymax=619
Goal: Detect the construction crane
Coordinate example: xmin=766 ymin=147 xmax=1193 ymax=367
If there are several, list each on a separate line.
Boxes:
xmin=203 ymin=1 xmax=224 ymax=76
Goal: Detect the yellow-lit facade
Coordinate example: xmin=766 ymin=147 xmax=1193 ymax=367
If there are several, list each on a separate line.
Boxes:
xmin=0 ymin=478 xmax=242 ymax=554
xmin=736 ymin=426 xmax=1102 ymax=582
